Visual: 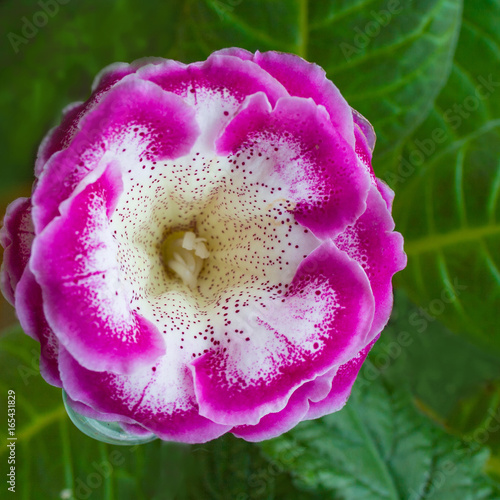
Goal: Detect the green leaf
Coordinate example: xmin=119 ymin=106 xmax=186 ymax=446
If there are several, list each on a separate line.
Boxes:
xmin=371 ymin=290 xmax=500 ymax=487
xmin=309 ymin=0 xmax=462 ymax=163
xmin=371 ymin=291 xmax=500 ymax=420
xmin=446 ymin=382 xmax=500 ymax=449
xmin=260 ymin=365 xmax=500 ymax=500
xmin=389 ymin=0 xmax=500 ymax=354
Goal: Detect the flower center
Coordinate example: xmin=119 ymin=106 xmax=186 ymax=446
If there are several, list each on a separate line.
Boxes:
xmin=161 ymin=231 xmax=210 ymax=289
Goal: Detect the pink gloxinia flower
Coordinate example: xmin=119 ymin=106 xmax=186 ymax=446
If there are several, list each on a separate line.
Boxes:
xmin=0 ymin=48 xmax=406 ymax=443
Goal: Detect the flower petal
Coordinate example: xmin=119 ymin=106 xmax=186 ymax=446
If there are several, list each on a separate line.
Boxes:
xmin=90 ymin=62 xmax=138 ymax=94
xmin=334 ymin=185 xmax=406 ymax=340
xmin=353 ymin=108 xmax=376 ymax=153
xmin=214 ymin=47 xmax=254 ymax=61
xmin=305 ymin=339 xmax=376 ymax=420
xmin=33 ymin=77 xmax=200 ymax=232
xmin=2 ymin=49 xmax=407 ymax=444
xmin=216 ymin=48 xmax=355 ymax=148
xmin=216 ymin=92 xmax=371 ymax=239
xmin=34 ymin=102 xmax=85 ymax=178
xmin=354 ymin=122 xmax=376 ymax=183
xmin=59 ymin=347 xmax=231 ymax=443
xmin=35 ymin=60 xmax=160 ymax=177
xmin=31 ymin=160 xmax=165 ymax=374
xmin=138 ymin=53 xmax=289 ymax=151
xmin=15 ymin=269 xmax=61 ymax=386
xmin=377 ymin=178 xmax=395 ymax=210
xmin=231 ymin=367 xmax=338 ymax=442
xmin=0 ymin=197 xmax=34 ymax=305
xmin=191 ymin=241 xmax=374 ymax=426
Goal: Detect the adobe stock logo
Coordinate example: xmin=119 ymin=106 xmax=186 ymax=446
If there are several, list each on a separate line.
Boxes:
xmin=7 ymin=0 xmax=71 ymax=54
xmin=384 ymin=73 xmax=500 ymax=187
xmin=340 ymin=0 xmax=403 ymax=61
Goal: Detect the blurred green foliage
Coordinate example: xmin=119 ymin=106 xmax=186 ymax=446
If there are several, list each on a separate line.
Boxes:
xmin=1 ymin=0 xmax=499 ymax=498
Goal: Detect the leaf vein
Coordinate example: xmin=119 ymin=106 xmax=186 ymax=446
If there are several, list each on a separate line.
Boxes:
xmin=487 ymin=157 xmax=500 ymax=223
xmin=325 ymin=0 xmax=455 ymax=75
xmin=480 ymin=239 xmax=500 ymax=285
xmin=454 ymin=145 xmax=467 ymax=227
xmin=461 ymin=18 xmax=500 ymax=59
xmin=404 ymin=224 xmax=500 ymax=254
xmin=309 ymin=0 xmax=379 ymax=31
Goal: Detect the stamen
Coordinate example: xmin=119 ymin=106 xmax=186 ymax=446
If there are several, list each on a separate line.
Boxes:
xmin=161 ymin=231 xmax=210 ymax=289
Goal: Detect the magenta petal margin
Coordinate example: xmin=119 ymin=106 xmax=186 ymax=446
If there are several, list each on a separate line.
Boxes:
xmin=0 ymin=49 xmax=406 ymax=444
